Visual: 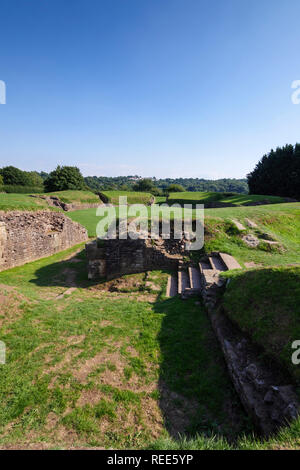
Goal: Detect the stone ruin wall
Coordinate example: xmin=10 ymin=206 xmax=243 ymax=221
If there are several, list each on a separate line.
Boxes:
xmin=0 ymin=211 xmax=88 ymax=272
xmin=86 ymin=238 xmax=182 ymax=280
xmin=31 ymin=195 xmax=101 ymax=212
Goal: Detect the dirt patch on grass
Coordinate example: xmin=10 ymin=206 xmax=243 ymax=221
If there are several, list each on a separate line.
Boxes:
xmin=140 ymin=396 xmax=164 ymax=438
xmin=99 ymin=320 xmax=113 ymax=327
xmin=71 ymin=346 xmax=157 ymax=393
xmin=45 ymin=348 xmax=83 ymax=376
xmin=77 ymin=389 xmax=105 ymax=406
xmin=56 ymin=287 xmax=77 ymax=300
xmin=126 ymin=346 xmax=139 ymax=357
xmin=45 ymin=412 xmax=60 ymax=430
xmin=65 ymin=335 xmax=85 ymax=345
xmin=99 ymin=274 xmax=146 ymax=293
xmin=0 ymin=287 xmax=29 ymax=327
xmin=244 ymin=262 xmax=263 ymax=268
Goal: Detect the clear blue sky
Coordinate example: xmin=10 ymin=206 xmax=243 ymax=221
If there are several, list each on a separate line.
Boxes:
xmin=1 ymin=0 xmax=300 ymax=179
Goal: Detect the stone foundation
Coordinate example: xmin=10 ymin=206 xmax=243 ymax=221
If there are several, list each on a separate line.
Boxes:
xmin=86 ymin=237 xmax=182 ymax=280
xmin=0 ymin=211 xmax=88 ymax=271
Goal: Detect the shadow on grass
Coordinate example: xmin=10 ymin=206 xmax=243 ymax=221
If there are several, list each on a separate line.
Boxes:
xmin=222 ymin=265 xmax=300 ymax=384
xmin=29 ymin=249 xmax=100 ymax=289
xmin=30 ymin=248 xmax=253 ymax=441
xmin=153 ymin=296 xmax=253 ymax=442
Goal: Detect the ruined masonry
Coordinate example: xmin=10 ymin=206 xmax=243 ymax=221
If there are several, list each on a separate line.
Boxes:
xmin=0 ymin=211 xmax=88 ymax=271
xmin=86 ymin=237 xmax=181 ymax=281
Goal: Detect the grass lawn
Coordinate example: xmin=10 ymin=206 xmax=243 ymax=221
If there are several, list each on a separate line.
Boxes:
xmin=0 ymin=245 xmax=250 ymax=449
xmin=155 ymin=196 xmax=167 ymax=204
xmin=0 ymin=193 xmax=52 ymax=212
xmin=168 ymin=191 xmax=285 ymax=206
xmin=100 ymin=191 xmax=154 ymax=205
xmin=201 ymin=202 xmax=300 ymax=267
xmin=0 ymin=190 xmax=100 ymax=212
xmin=44 ymin=190 xmax=100 ymax=204
xmin=67 ymin=208 xmax=101 ymax=237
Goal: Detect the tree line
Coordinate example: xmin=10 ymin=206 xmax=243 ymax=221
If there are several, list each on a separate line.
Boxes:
xmin=1 ymin=144 xmax=299 ymax=199
xmin=0 ymin=165 xmax=249 ymax=194
xmin=83 ymin=175 xmax=249 ymax=194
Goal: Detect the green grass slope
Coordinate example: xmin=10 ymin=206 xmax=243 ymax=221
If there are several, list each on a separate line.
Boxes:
xmin=168 ymin=191 xmax=285 ymax=206
xmin=100 ymin=191 xmax=154 ymax=205
xmin=0 ymin=193 xmax=51 ymax=211
xmin=0 ymin=190 xmax=100 ymax=212
xmin=222 ymin=266 xmax=300 ymax=384
xmin=202 ymin=203 xmax=300 ymax=267
xmin=44 ymin=190 xmax=100 ymax=204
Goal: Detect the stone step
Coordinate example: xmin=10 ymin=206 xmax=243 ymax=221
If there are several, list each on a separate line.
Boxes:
xmin=178 ymin=270 xmax=190 ymax=294
xmin=201 ymin=269 xmax=222 ymax=288
xmin=199 ymin=260 xmax=211 ymax=273
xmin=219 ymin=252 xmax=242 ymax=270
xmin=232 ymin=219 xmax=247 ymax=231
xmin=166 ymin=275 xmax=178 ymax=297
xmin=208 ymin=255 xmax=227 ymax=272
xmin=245 ymin=218 xmax=258 ymax=229
xmin=188 ymin=266 xmax=202 ymax=290
xmin=181 ymin=287 xmax=201 ymax=299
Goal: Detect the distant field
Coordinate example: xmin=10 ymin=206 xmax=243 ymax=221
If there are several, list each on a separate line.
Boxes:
xmin=0 ymin=193 xmax=50 ymax=211
xmin=100 ymin=191 xmax=153 ymax=205
xmin=44 ymin=190 xmax=100 ymax=204
xmin=167 ymin=191 xmax=285 ymax=206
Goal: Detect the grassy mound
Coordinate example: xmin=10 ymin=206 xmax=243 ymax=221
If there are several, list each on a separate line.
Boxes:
xmin=222 ymin=266 xmax=300 ymax=385
xmin=44 ymin=190 xmax=100 ymax=204
xmin=0 ymin=193 xmax=51 ymax=211
xmin=0 ymin=190 xmax=100 ymax=211
xmin=201 ymin=204 xmax=300 ymax=267
xmin=168 ymin=191 xmax=285 ymax=206
xmin=100 ymin=191 xmax=154 ymax=205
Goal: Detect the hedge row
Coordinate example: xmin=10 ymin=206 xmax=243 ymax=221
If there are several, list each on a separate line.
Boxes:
xmin=0 ymin=185 xmax=44 ymax=194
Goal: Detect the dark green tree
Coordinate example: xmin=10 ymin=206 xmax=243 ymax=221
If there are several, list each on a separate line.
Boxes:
xmin=44 ymin=166 xmax=85 ymax=192
xmin=133 ymin=178 xmax=155 ymax=192
xmin=167 ymin=183 xmax=184 ymax=193
xmin=0 ymin=166 xmax=28 ymax=185
xmin=247 ymin=144 xmax=300 ymax=199
xmin=25 ymin=171 xmax=44 ymax=187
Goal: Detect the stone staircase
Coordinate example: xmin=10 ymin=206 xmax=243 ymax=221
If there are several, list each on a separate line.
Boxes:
xmin=166 ymin=252 xmax=300 ymax=435
xmin=166 ymin=252 xmax=242 ymax=301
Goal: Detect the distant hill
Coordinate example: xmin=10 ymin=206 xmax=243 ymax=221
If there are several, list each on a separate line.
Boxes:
xmin=38 ymin=172 xmax=248 ymax=194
